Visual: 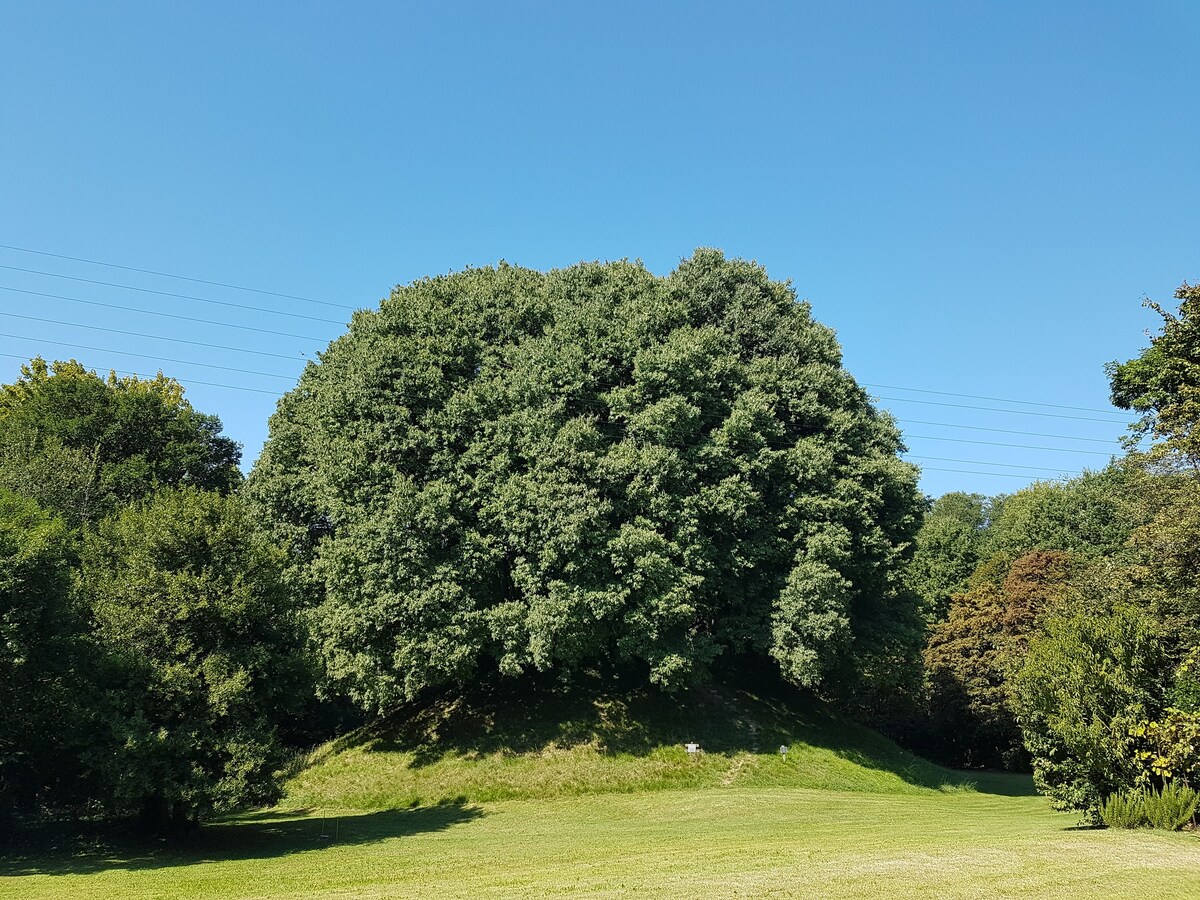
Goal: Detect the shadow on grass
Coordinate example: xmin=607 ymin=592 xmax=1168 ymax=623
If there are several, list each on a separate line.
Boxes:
xmin=317 ymin=670 xmax=1037 ymax=799
xmin=1 ymin=799 xmax=482 ymax=878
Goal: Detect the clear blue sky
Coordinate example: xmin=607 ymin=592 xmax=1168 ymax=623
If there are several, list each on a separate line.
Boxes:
xmin=2 ymin=1 xmax=1196 ymax=498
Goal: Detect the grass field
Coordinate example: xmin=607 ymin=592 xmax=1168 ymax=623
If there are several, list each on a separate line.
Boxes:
xmin=5 ymin=680 xmax=1199 ymax=898
xmin=6 ymin=788 xmax=1200 ymax=899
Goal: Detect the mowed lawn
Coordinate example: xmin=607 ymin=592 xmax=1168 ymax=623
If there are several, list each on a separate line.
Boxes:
xmin=6 ymin=787 xmax=1200 ymax=899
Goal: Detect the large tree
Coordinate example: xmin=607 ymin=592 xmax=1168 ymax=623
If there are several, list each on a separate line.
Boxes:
xmin=251 ymin=250 xmax=923 ymax=713
xmin=1107 ymin=284 xmax=1200 ymax=651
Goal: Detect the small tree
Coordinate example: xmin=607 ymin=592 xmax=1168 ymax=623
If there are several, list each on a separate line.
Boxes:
xmin=0 ymin=358 xmax=241 ymax=522
xmin=923 ymin=550 xmax=1075 ymax=768
xmin=904 ymin=492 xmax=990 ymax=624
xmin=81 ymin=487 xmax=307 ymax=830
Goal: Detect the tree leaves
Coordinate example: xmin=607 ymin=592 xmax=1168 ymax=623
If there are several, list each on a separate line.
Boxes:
xmin=251 ymin=250 xmax=922 ymax=711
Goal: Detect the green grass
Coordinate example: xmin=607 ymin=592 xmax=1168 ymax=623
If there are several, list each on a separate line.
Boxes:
xmin=6 ymin=678 xmax=1199 ymax=898
xmin=6 ymin=789 xmax=1200 ymax=898
xmin=282 ymin=677 xmax=1028 ymax=809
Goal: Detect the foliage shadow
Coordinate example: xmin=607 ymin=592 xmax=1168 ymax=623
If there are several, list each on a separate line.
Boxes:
xmin=0 ymin=799 xmax=482 ymax=878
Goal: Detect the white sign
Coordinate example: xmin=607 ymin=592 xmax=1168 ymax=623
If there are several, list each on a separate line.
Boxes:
xmin=685 ymin=742 xmax=700 ymax=754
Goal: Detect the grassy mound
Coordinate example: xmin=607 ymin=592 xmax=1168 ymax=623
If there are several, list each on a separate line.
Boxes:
xmin=283 ymin=675 xmax=1030 ymax=810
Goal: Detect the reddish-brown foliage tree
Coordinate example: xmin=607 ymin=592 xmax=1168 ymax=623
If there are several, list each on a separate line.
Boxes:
xmin=923 ymin=550 xmax=1077 ymax=768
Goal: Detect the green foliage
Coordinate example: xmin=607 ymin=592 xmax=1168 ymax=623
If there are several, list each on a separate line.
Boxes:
xmin=0 ymin=489 xmax=90 ymax=819
xmin=984 ymin=468 xmax=1135 ymax=564
xmin=1101 ymin=782 xmax=1199 ymax=830
xmin=1120 ymin=473 xmax=1200 ymax=653
xmin=1109 ymin=283 xmax=1200 ymax=466
xmin=0 ymin=358 xmax=241 ymax=522
xmin=250 ymin=251 xmax=923 ymax=712
xmin=904 ymin=492 xmax=990 ymax=622
xmin=1012 ymin=603 xmax=1167 ymax=819
xmin=1170 ymin=647 xmax=1200 ymax=713
xmin=79 ymin=488 xmax=309 ymax=827
xmin=1143 ymin=780 xmax=1199 ymax=830
xmin=1100 ymin=789 xmax=1149 ymax=828
xmin=1131 ymin=709 xmax=1200 ymax=787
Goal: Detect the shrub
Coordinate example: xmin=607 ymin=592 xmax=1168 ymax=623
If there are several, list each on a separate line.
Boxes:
xmin=1099 ymin=783 xmax=1198 ymax=830
xmin=1012 ymin=603 xmax=1167 ymax=819
xmin=1100 ymin=789 xmax=1148 ymax=829
xmin=1143 ymin=781 xmax=1199 ymax=830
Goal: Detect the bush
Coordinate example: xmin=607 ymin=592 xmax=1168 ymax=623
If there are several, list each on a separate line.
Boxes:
xmin=1012 ymin=603 xmax=1167 ymax=819
xmin=1101 ymin=789 xmax=1148 ymax=829
xmin=1099 ymin=783 xmax=1198 ymax=830
xmin=1144 ymin=781 xmax=1199 ymax=830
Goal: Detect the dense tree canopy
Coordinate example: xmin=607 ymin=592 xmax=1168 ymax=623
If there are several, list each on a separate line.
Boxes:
xmin=80 ymin=487 xmax=308 ymax=829
xmin=923 ymin=550 xmax=1077 ymax=768
xmin=0 ymin=359 xmax=241 ymax=521
xmin=0 ymin=489 xmax=88 ymax=820
xmin=904 ymin=492 xmax=990 ymax=623
xmin=251 ymin=250 xmax=923 ymax=712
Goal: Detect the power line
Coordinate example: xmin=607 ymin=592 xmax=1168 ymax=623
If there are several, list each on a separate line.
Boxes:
xmin=0 ymin=332 xmax=295 ymax=380
xmin=896 ymin=418 xmax=1119 ymax=444
xmin=0 ymin=263 xmax=350 ymax=325
xmin=0 ymin=312 xmax=318 ymax=361
xmin=0 ymin=242 xmax=1137 ymax=428
xmin=863 ymin=382 xmax=1123 ymax=416
xmin=905 ymin=454 xmax=1083 ymax=474
xmin=0 ymin=284 xmax=329 ymax=342
xmin=874 ymin=394 xmax=1124 ymax=424
xmin=0 ymin=328 xmax=1128 ymax=456
xmin=0 ymin=242 xmax=353 ymax=310
xmin=919 ymin=466 xmax=1070 ymax=481
xmin=0 ymin=352 xmax=281 ymax=395
xmin=905 ymin=433 xmax=1115 ymax=456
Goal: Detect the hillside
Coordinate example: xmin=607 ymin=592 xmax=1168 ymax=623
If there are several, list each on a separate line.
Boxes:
xmin=282 ymin=675 xmax=1030 ymax=810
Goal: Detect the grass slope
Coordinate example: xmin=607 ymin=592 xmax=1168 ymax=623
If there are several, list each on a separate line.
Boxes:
xmin=283 ymin=677 xmax=1028 ymax=810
